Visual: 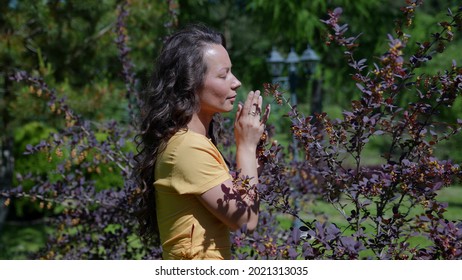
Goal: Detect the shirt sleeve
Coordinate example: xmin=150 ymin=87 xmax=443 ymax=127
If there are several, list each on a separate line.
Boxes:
xmin=171 ymin=135 xmax=232 ymax=195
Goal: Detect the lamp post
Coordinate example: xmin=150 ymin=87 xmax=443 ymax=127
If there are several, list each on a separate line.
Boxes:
xmin=266 ymin=45 xmax=320 ymax=232
xmin=300 ymin=44 xmax=321 ymax=116
xmin=267 ymin=47 xmax=288 ymax=89
xmin=266 ymin=44 xmax=320 ymax=159
xmin=300 ymin=44 xmax=319 ymax=77
xmin=267 ymin=44 xmax=320 ymax=110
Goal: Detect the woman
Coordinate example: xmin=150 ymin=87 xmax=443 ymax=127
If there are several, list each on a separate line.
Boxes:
xmin=135 ymin=24 xmax=270 ymax=260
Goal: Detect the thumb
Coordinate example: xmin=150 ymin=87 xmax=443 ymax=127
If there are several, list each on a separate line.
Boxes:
xmin=235 ymin=102 xmax=243 ymax=123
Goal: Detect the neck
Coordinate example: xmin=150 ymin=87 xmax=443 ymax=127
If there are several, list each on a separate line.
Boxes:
xmin=188 ymin=112 xmax=214 ymax=137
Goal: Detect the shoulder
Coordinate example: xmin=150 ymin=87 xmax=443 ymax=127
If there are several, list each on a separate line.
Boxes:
xmin=163 ymin=130 xmax=231 ymax=194
xmin=169 ymin=129 xmax=216 ymax=153
xmin=160 ymin=129 xmax=220 ymax=164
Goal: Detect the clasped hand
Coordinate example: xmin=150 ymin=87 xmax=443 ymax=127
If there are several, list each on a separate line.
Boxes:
xmin=234 ymin=90 xmax=271 ymax=150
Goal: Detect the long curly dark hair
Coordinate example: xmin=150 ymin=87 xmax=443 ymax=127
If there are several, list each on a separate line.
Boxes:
xmin=134 ymin=24 xmax=226 ymax=242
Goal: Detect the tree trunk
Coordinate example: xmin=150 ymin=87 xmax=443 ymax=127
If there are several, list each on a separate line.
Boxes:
xmin=0 ymin=72 xmax=14 ymax=232
xmin=310 ymin=78 xmax=323 ymax=116
xmin=0 ymin=138 xmax=14 ymax=231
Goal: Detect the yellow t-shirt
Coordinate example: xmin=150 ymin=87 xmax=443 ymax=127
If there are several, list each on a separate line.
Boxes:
xmin=155 ymin=129 xmax=233 ymax=260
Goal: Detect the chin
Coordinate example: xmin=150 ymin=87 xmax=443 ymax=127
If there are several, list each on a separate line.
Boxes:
xmin=220 ymin=104 xmax=234 ymax=113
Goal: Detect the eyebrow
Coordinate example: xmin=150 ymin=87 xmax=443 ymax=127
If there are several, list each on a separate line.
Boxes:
xmin=218 ymin=66 xmax=231 ymax=73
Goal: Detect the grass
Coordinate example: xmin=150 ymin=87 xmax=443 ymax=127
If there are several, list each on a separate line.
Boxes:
xmin=276 ymin=184 xmax=462 ymax=258
xmin=297 ymin=185 xmax=462 ymax=227
xmin=436 ymin=186 xmax=462 ymax=222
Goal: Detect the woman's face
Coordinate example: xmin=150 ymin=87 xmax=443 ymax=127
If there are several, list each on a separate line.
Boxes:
xmin=197 ymin=44 xmax=241 ymax=116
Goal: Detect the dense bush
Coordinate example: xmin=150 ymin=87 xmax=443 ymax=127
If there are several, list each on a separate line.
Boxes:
xmin=2 ymin=1 xmax=462 ymax=259
xmin=231 ymin=2 xmax=462 ymax=259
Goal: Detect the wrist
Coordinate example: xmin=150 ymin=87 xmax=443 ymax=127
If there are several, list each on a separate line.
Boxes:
xmin=236 ymin=144 xmax=257 ymax=155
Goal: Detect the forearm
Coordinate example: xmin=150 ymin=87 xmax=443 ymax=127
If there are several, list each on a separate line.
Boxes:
xmin=235 ymin=144 xmax=260 ymax=231
xmin=236 ymin=145 xmax=259 ymax=186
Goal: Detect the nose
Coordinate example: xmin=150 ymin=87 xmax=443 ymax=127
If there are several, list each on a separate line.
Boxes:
xmin=231 ymin=74 xmax=241 ymax=90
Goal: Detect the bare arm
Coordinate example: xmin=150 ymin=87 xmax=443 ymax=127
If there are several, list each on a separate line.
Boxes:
xmin=198 ymin=90 xmax=270 ymax=232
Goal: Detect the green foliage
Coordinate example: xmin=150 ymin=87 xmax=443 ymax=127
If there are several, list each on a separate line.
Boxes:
xmin=14 ymin=121 xmax=57 ymax=173
xmin=124 ymin=0 xmax=173 ymax=83
xmin=0 ymin=223 xmax=50 ymax=260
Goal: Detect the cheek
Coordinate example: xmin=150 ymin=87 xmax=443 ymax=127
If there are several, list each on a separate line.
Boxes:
xmin=206 ymin=82 xmax=228 ymax=99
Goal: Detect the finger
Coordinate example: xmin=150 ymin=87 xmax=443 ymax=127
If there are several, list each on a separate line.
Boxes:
xmin=249 ymin=90 xmax=261 ymax=116
xmin=253 ymin=90 xmax=261 ymax=110
xmin=235 ymin=102 xmax=243 ymax=124
xmin=254 ymin=90 xmax=261 ymax=101
xmin=243 ymin=91 xmax=255 ymax=115
xmin=256 ymin=95 xmax=263 ymax=115
xmin=261 ymin=104 xmax=271 ymax=125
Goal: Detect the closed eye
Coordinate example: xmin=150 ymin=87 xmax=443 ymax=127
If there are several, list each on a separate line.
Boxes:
xmin=218 ymin=67 xmax=231 ymax=78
